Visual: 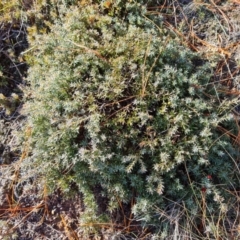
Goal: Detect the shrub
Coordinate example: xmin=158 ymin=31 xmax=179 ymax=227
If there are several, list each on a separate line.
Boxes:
xmin=21 ymin=0 xmax=239 ymax=230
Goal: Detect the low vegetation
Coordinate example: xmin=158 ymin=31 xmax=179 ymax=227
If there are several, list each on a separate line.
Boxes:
xmin=0 ymin=0 xmax=240 ymax=239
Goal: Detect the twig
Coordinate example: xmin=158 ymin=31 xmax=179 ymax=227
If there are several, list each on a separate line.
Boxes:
xmin=67 ymin=40 xmax=109 ymax=63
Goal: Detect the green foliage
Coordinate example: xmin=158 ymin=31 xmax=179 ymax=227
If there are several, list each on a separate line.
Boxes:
xmin=0 ymin=0 xmax=23 ymax=22
xmin=0 ymin=93 xmax=20 ymax=115
xmin=21 ymin=0 xmax=239 ymax=229
xmin=0 ymin=66 xmax=7 ymax=88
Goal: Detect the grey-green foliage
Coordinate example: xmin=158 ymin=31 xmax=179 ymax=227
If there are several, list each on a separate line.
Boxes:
xmin=21 ymin=0 xmax=238 ymax=225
